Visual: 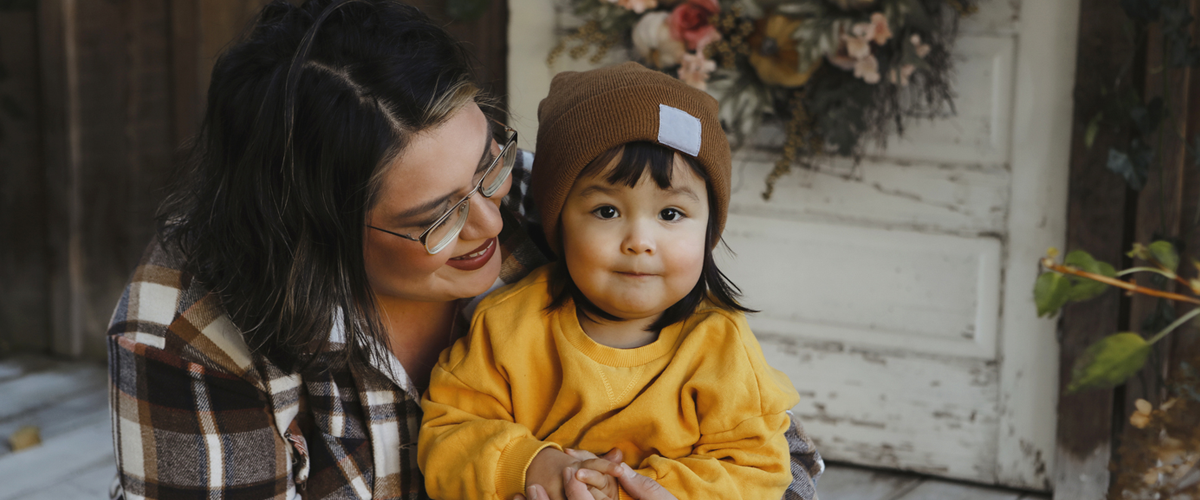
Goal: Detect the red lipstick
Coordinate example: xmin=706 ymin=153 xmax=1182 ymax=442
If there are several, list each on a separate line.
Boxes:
xmin=445 ymin=238 xmax=496 ymax=271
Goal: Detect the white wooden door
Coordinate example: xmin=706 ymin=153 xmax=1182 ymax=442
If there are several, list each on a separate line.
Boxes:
xmin=508 ymin=0 xmax=1078 ymax=491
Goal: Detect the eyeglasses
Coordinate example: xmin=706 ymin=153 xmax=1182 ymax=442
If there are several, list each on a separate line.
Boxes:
xmin=368 ymin=126 xmax=518 ymax=255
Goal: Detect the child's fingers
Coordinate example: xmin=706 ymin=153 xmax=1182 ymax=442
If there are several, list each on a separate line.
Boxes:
xmin=561 ymin=467 xmax=595 ymax=500
xmin=574 ymin=467 xmax=611 ymax=490
xmin=578 ymin=458 xmax=622 ymax=477
xmin=586 ymin=485 xmax=614 ymax=500
xmin=563 ymin=448 xmax=598 ymax=461
xmin=599 ymin=448 xmax=623 ymax=465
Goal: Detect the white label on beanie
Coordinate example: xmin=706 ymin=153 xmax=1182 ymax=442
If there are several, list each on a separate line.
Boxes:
xmin=657 ymin=104 xmax=701 ymax=157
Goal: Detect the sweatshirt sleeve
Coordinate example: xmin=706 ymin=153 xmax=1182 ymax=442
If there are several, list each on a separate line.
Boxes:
xmin=625 ymin=311 xmax=799 ymax=500
xmin=418 ymin=312 xmax=560 ymax=500
xmin=627 ymin=410 xmax=794 ymax=500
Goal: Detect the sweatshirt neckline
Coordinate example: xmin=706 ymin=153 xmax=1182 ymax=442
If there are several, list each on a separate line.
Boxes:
xmin=558 ymin=299 xmax=684 ymax=367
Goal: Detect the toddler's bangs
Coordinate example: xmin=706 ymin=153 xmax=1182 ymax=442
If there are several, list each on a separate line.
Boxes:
xmin=580 ymin=141 xmax=707 ymax=189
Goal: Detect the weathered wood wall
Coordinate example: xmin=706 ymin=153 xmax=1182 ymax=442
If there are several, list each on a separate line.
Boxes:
xmin=1056 ymin=0 xmax=1200 ymax=498
xmin=0 ymin=2 xmax=48 ymax=356
xmin=0 ymin=0 xmax=509 ymax=361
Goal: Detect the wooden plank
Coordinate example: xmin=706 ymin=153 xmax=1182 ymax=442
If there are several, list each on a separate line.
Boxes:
xmin=20 ymin=458 xmax=116 ymax=500
xmin=168 ymin=0 xmax=202 ymax=147
xmin=893 ymin=480 xmax=1025 ymax=500
xmin=0 ymin=387 xmax=108 ymax=459
xmin=38 ymin=0 xmax=79 ymax=359
xmin=0 ymin=361 xmax=105 ymax=423
xmin=0 ymin=5 xmax=50 ymax=357
xmin=34 ymin=0 xmax=177 ymax=360
xmin=1053 ymin=0 xmax=1137 ymax=498
xmin=0 ymin=419 xmax=113 ymax=500
xmin=1126 ymin=5 xmax=1194 ymax=411
xmin=815 ymin=464 xmax=923 ymax=500
xmin=1168 ymin=1 xmax=1200 ymax=376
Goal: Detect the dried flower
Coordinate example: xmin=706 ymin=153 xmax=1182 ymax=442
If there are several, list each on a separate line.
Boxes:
xmin=1129 ymin=398 xmax=1152 ymax=429
xmin=605 ymin=0 xmax=658 ymax=14
xmin=669 ymin=0 xmax=721 ymax=51
xmin=633 ymin=11 xmax=687 ymax=68
xmin=868 ymin=13 xmax=892 ymax=45
xmin=748 ymin=14 xmax=822 ymax=87
xmin=888 ymin=63 xmax=916 ymax=86
xmin=845 ymin=30 xmax=870 ymax=59
xmin=853 ymin=53 xmax=880 ymax=83
xmin=678 ymin=50 xmax=716 ymax=90
xmin=911 ymin=33 xmax=931 ymax=58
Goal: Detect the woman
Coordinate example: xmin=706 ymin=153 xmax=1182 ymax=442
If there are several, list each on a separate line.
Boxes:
xmin=107 ymin=1 xmax=822 ymax=499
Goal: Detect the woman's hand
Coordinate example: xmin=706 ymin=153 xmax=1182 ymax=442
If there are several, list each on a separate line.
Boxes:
xmin=608 ymin=462 xmax=678 ymax=500
xmin=516 ymin=448 xmax=678 ymax=500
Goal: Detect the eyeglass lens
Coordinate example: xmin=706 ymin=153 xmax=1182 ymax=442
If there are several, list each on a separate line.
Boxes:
xmin=424 ymin=137 xmax=518 ymax=254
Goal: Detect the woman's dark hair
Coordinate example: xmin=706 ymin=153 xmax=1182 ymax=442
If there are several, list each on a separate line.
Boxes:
xmin=157 ymin=0 xmax=481 ymax=372
xmin=549 ymin=141 xmax=755 ymax=332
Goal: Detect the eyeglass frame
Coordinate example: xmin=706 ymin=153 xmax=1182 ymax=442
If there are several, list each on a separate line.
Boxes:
xmin=366 ymin=125 xmax=518 ymax=255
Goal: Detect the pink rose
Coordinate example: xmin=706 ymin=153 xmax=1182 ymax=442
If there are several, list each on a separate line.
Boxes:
xmin=668 ymin=0 xmax=721 ymax=51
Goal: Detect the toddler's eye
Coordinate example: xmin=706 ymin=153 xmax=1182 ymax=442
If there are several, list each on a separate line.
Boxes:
xmin=593 ymin=206 xmax=619 ymax=219
xmin=660 ymin=208 xmax=683 ymax=221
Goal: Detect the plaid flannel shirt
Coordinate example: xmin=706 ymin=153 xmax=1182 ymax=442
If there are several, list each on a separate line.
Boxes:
xmin=108 ymin=151 xmax=822 ymax=500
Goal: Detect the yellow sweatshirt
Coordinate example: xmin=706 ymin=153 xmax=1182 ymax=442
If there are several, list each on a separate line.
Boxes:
xmin=418 ymin=265 xmax=800 ymax=500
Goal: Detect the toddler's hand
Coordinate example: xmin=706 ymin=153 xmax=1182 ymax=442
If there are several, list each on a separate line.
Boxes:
xmin=565 ymin=448 xmax=623 ymax=500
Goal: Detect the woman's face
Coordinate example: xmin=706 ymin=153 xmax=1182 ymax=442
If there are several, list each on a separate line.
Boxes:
xmin=364 ymin=102 xmax=510 ymax=303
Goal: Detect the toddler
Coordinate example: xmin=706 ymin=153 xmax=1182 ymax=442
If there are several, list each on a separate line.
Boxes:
xmin=418 ymin=62 xmax=800 ymax=500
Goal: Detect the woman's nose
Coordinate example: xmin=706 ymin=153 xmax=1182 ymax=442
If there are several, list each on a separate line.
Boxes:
xmin=458 ymin=191 xmax=504 ymax=242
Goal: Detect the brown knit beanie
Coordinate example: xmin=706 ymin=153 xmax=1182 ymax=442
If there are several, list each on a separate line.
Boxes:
xmin=531 ymin=62 xmax=731 ymax=256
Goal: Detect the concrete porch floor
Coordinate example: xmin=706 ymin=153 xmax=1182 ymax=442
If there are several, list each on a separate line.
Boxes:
xmin=0 ymin=355 xmax=1050 ymax=499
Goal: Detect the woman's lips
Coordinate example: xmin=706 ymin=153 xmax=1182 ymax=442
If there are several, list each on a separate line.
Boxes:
xmin=445 ymin=238 xmax=496 ymax=271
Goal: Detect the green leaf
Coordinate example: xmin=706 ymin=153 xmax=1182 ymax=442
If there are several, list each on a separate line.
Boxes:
xmin=1034 ymin=272 xmax=1071 ymax=317
xmin=1063 ymin=250 xmax=1115 ymax=301
xmin=1085 ymin=112 xmax=1102 ymax=149
xmin=1068 ymin=332 xmax=1151 ymax=393
xmin=1147 ymin=240 xmax=1179 ymax=273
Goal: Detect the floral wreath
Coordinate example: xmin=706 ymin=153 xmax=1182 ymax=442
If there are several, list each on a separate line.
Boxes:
xmin=549 ymin=0 xmax=978 ymax=198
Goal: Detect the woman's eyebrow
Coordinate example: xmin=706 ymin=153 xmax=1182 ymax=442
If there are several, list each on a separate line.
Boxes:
xmin=390 ymin=124 xmax=494 ymax=223
xmin=390 ymin=193 xmax=455 ymax=223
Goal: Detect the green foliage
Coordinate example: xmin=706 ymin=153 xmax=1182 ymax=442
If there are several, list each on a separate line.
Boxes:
xmin=1065 ymin=250 xmax=1117 ymax=300
xmin=1034 ymin=272 xmax=1071 ymax=317
xmin=1034 ymin=250 xmax=1115 ymax=317
xmin=1068 ymin=332 xmax=1151 ymax=393
xmin=1128 ymin=240 xmax=1180 ymax=275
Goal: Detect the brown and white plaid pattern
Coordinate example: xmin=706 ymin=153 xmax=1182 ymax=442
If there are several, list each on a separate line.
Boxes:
xmin=108 ymin=151 xmax=822 ymax=500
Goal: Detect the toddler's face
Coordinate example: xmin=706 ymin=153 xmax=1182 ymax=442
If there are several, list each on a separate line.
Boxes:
xmin=560 ymin=154 xmax=708 ymax=323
